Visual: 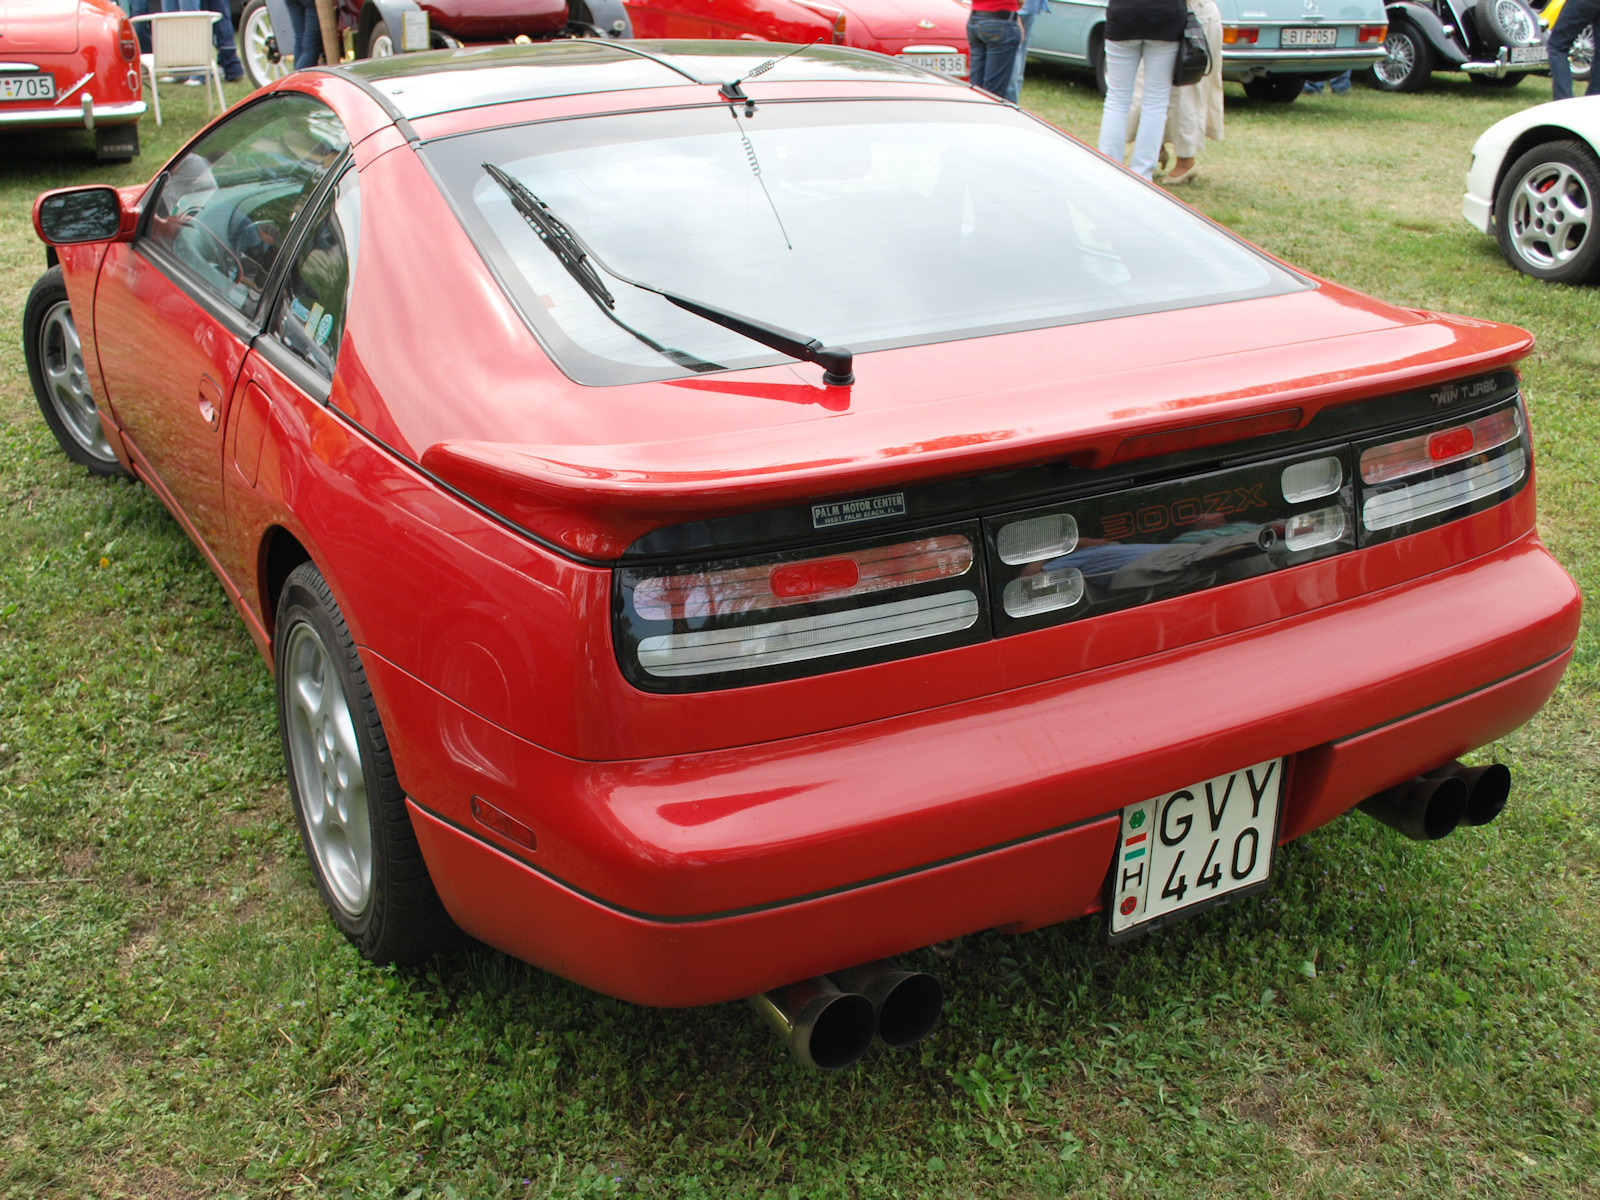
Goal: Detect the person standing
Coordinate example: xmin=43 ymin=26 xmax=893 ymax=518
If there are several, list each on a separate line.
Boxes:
xmin=968 ymin=0 xmax=1024 ymax=100
xmin=284 ymin=0 xmax=327 ymax=71
xmin=1097 ymin=0 xmax=1186 ymax=180
xmin=1162 ymin=0 xmax=1223 ymax=184
xmin=1006 ymin=0 xmax=1053 ymax=104
xmin=1548 ymin=0 xmax=1599 ymax=100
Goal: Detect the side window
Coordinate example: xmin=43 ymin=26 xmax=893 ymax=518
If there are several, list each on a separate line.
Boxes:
xmin=144 ymin=94 xmax=349 ymax=317
xmin=271 ymin=169 xmax=360 ymax=379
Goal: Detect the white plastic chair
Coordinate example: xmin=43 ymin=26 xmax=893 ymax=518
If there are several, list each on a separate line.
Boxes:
xmin=131 ymin=12 xmax=226 ymax=126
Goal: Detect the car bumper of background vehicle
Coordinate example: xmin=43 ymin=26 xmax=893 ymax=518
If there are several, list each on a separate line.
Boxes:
xmin=0 ymin=99 xmax=147 ymax=129
xmin=373 ymin=534 xmax=1578 ymax=1006
xmin=1223 ymin=46 xmax=1387 ymax=77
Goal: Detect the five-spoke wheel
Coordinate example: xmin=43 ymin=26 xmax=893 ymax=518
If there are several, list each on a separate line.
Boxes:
xmin=23 ymin=267 xmax=127 ymax=476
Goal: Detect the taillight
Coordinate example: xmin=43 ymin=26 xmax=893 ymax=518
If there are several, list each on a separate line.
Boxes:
xmin=1223 ymin=26 xmax=1259 ymax=44
xmin=831 ymin=11 xmax=847 ymax=43
xmin=1358 ymin=24 xmax=1388 ymax=43
xmin=1356 ymin=405 xmax=1526 ymax=537
xmin=616 ymin=527 xmax=984 ymax=688
xmin=118 ymin=17 xmax=138 ymax=62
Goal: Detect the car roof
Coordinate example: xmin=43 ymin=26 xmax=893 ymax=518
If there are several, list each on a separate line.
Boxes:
xmin=338 ymin=39 xmax=963 ymax=120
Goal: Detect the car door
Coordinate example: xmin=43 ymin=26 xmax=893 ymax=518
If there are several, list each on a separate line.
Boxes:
xmin=93 ymin=93 xmax=349 ymax=559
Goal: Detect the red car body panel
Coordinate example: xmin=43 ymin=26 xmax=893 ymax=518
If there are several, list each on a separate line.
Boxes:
xmin=623 ymin=0 xmax=969 ymax=62
xmin=35 ymin=49 xmax=1582 ymax=1008
xmin=0 ymin=0 xmax=144 ymax=131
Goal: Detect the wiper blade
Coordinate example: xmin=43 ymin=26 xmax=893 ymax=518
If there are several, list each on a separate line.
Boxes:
xmin=484 ymin=161 xmax=614 ymax=310
xmin=482 ymin=162 xmax=854 ymax=386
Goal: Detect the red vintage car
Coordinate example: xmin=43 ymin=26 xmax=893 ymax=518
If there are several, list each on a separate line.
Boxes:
xmin=0 ymin=0 xmax=145 ymax=160
xmin=623 ymin=0 xmax=970 ymax=75
xmin=24 ymin=41 xmax=1580 ymax=1069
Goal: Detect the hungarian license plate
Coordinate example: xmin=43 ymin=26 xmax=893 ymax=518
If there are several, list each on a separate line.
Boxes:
xmin=0 ymin=73 xmax=55 ymax=102
xmin=900 ymin=53 xmax=967 ymax=76
xmin=1510 ymin=45 xmax=1545 ymax=63
xmin=1107 ymin=759 xmax=1282 ymax=940
xmin=1282 ymin=26 xmax=1339 ymax=46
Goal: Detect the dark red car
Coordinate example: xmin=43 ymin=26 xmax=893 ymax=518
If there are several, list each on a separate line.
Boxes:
xmin=24 ymin=41 xmax=1579 ymax=1070
xmin=0 ymin=0 xmax=145 ymax=160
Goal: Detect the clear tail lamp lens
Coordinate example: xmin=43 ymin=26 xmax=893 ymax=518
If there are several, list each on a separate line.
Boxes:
xmin=1358 ymin=406 xmax=1526 ymax=534
xmin=996 ymin=513 xmax=1078 ymax=565
xmin=617 ymin=528 xmax=983 ymax=686
xmin=1280 ymin=456 xmax=1342 ymax=504
xmin=1003 ymin=566 xmax=1085 ymax=618
xmin=1284 ymin=505 xmax=1346 ymax=551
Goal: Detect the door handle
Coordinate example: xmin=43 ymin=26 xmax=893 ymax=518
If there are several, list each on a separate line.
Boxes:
xmin=198 ymin=375 xmax=223 ymax=431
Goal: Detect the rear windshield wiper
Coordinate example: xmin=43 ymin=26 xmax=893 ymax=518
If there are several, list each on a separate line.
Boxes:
xmin=483 ymin=162 xmax=854 ymax=386
xmin=483 ymin=163 xmax=718 ymax=374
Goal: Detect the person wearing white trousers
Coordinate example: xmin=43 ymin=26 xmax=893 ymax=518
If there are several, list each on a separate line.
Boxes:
xmin=1123 ymin=0 xmax=1224 ymax=185
xmin=1095 ymin=0 xmax=1187 ymax=180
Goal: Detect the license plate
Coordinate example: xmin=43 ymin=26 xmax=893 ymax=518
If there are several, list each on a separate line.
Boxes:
xmin=1510 ymin=45 xmax=1545 ymax=63
xmin=0 ymin=73 xmax=56 ymax=102
xmin=1107 ymin=759 xmax=1282 ymax=940
xmin=900 ymin=53 xmax=967 ymax=76
xmin=1282 ymin=26 xmax=1338 ymax=46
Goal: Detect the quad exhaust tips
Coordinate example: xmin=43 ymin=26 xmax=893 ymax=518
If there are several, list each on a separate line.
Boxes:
xmin=749 ymin=959 xmax=944 ymax=1070
xmin=1358 ymin=761 xmax=1511 ymax=841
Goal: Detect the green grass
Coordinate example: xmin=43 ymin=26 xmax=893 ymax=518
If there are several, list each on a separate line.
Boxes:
xmin=2 ymin=74 xmax=1597 ymax=1198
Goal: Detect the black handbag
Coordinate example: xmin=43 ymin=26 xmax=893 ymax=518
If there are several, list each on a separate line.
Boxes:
xmin=1174 ymin=11 xmax=1212 ymax=87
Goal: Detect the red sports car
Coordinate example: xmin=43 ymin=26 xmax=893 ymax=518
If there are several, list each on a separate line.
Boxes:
xmin=623 ymin=0 xmax=970 ymax=75
xmin=24 ymin=41 xmax=1579 ymax=1070
xmin=0 ymin=0 xmax=145 ymax=160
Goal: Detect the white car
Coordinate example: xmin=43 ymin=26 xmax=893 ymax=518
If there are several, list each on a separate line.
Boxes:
xmin=1464 ymin=94 xmax=1600 ymax=283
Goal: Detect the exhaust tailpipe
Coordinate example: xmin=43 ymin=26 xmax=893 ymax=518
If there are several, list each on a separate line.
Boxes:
xmin=830 ymin=960 xmax=944 ymax=1049
xmin=748 ymin=977 xmax=875 ymax=1070
xmin=1426 ymin=761 xmax=1511 ymax=827
xmin=1358 ymin=772 xmax=1468 ymax=841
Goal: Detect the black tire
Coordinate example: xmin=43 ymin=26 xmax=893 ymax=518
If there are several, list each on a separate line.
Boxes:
xmin=1474 ymin=0 xmax=1544 ymax=50
xmin=1242 ymin=75 xmax=1304 ymax=102
xmin=1470 ymin=71 xmax=1525 ymax=87
xmin=276 ymin=562 xmax=460 ymax=964
xmin=366 ymin=18 xmax=395 ymax=58
xmin=1090 ymin=29 xmax=1107 ymax=97
xmin=241 ymin=0 xmax=289 ymax=89
xmin=22 ymin=268 xmax=129 ymax=478
xmin=1493 ymin=139 xmax=1600 ymax=284
xmin=1369 ymin=21 xmax=1432 ymax=91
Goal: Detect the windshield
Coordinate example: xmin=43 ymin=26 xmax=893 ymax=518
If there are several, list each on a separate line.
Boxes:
xmin=423 ymin=99 xmax=1304 ymax=385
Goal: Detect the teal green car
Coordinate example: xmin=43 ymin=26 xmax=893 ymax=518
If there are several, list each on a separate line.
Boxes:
xmin=1028 ymin=0 xmax=1391 ymax=101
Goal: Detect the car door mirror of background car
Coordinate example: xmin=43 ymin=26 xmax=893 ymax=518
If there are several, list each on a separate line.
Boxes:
xmin=33 ymin=187 xmax=136 ymax=247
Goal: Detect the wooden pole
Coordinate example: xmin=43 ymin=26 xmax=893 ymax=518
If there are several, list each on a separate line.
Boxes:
xmin=315 ymin=0 xmax=341 ymax=65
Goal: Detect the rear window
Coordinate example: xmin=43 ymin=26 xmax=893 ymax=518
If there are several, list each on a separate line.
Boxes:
xmin=422 ymin=99 xmax=1303 ymax=385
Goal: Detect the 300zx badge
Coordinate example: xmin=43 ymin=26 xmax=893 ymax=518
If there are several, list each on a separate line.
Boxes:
xmin=1101 ymin=484 xmax=1269 ymax=539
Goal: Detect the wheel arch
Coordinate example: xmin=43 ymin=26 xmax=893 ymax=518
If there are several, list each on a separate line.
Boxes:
xmin=1491 ymin=127 xmax=1600 ymax=220
xmin=261 ymin=524 xmax=313 ymax=643
xmin=1385 ymin=2 xmax=1471 ymax=65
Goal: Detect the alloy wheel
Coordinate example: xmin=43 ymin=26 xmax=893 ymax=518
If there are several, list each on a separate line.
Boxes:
xmin=37 ymin=301 xmax=113 ymax=462
xmin=1508 ymin=159 xmax=1593 ymax=270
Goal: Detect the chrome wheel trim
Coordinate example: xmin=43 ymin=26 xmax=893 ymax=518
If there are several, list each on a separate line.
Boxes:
xmin=1572 ymin=27 xmax=1594 ymax=81
xmin=369 ymin=32 xmax=394 ymax=57
xmin=39 ymin=300 xmax=114 ymax=462
xmin=284 ymin=621 xmax=373 ymax=918
xmin=1375 ymin=34 xmax=1415 ymax=86
xmin=243 ymin=5 xmax=289 ymax=86
xmin=1508 ymin=160 xmax=1593 ymax=269
xmin=1496 ymin=0 xmax=1538 ymax=44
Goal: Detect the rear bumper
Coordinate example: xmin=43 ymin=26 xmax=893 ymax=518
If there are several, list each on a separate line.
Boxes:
xmin=0 ymin=99 xmax=145 ymax=129
xmin=1222 ymin=46 xmax=1386 ymax=79
xmin=380 ymin=535 xmax=1579 ymax=1006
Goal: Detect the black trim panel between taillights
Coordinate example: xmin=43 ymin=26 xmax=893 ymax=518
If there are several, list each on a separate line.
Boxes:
xmin=613 ymin=379 xmax=1531 ymax=692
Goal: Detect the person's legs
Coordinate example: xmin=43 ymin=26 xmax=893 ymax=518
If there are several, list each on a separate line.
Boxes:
xmin=1330 ymin=69 xmax=1352 ymax=93
xmin=207 ymin=0 xmax=243 ymax=82
xmin=130 ymin=0 xmax=152 ymax=54
xmin=1129 ymin=41 xmax=1179 ymax=180
xmin=1098 ymin=40 xmax=1142 ymax=164
xmin=1549 ymin=0 xmax=1600 ymax=99
xmin=967 ymin=11 xmax=1022 ymax=99
xmin=1006 ymin=7 xmax=1039 ymax=104
xmin=288 ymin=0 xmax=323 ymax=71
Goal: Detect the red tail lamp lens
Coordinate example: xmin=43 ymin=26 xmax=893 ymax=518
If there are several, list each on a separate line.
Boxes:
xmin=1358 ymin=24 xmax=1388 ymax=42
xmin=1428 ymin=427 xmax=1475 ymax=460
xmin=118 ymin=18 xmax=138 ymax=61
xmin=770 ymin=557 xmax=860 ymax=598
xmin=1113 ymin=409 xmax=1301 ymax=464
xmin=1223 ymin=26 xmax=1259 ymax=44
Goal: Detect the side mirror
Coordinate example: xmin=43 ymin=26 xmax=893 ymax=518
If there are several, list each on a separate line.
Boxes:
xmin=33 ymin=186 xmax=135 ymax=246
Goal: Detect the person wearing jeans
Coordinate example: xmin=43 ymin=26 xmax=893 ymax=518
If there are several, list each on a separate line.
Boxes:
xmin=1096 ymin=0 xmax=1185 ymax=180
xmin=285 ymin=0 xmax=327 ymax=71
xmin=967 ymin=0 xmax=1023 ymax=100
xmin=1006 ymin=0 xmax=1052 ymax=104
xmin=1548 ymin=0 xmax=1599 ymax=100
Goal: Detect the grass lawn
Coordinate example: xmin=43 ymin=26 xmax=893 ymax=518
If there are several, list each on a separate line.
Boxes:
xmin=1 ymin=72 xmax=1596 ymax=1199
